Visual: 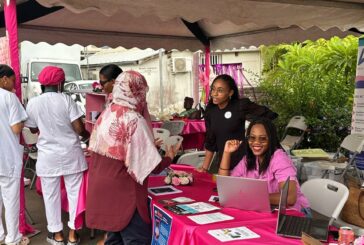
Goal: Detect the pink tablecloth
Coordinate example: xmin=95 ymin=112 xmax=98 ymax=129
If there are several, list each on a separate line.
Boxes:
xmin=152 ymin=120 xmax=206 ymax=150
xmin=148 ymin=165 xmax=304 ymax=245
xmin=37 ymin=164 xmax=334 ymax=244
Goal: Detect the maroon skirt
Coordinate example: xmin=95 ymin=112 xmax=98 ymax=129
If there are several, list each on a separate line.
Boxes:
xmin=85 ymin=153 xmax=150 ymax=232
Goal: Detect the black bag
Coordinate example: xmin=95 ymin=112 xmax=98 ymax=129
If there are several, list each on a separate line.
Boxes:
xmin=188 ymin=103 xmax=205 ymax=119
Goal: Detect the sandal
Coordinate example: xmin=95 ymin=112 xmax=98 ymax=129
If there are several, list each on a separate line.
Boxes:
xmin=67 ymin=232 xmax=80 ymax=245
xmin=19 ymin=236 xmax=30 ymax=245
xmin=6 ymin=236 xmax=30 ymax=245
xmin=46 ymin=232 xmax=65 ymax=245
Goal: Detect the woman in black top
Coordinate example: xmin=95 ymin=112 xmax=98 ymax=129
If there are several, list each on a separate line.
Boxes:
xmin=197 ymin=74 xmax=278 ymax=173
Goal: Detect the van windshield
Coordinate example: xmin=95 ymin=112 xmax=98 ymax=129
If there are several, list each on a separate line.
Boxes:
xmin=31 ymin=62 xmax=82 ymax=82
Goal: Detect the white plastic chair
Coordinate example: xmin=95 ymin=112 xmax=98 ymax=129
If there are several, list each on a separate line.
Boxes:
xmin=22 ymin=127 xmax=38 ymax=190
xmin=337 ymin=134 xmax=364 ymax=182
xmin=176 ymin=151 xmax=206 ymax=168
xmin=161 ymin=135 xmax=183 ymax=151
xmin=280 ymin=116 xmax=307 ymax=152
xmin=153 ymin=128 xmax=170 ymax=144
xmin=161 ymin=120 xmax=185 ymax=136
xmin=331 ymin=134 xmax=364 ymax=234
xmin=301 ymin=178 xmax=349 ymax=221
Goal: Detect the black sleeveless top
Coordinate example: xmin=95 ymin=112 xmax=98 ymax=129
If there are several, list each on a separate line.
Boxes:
xmin=204 ymin=98 xmax=277 ymax=171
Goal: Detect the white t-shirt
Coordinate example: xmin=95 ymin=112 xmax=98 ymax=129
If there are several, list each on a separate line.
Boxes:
xmin=25 ymin=92 xmax=87 ymax=177
xmin=0 ymin=88 xmax=27 ymax=178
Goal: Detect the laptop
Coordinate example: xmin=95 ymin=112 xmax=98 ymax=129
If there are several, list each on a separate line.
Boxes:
xmin=216 ymin=175 xmax=272 ymax=212
xmin=276 ymin=177 xmax=330 ymax=241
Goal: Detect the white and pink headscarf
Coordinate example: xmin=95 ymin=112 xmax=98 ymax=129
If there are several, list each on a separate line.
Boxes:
xmin=89 ymin=71 xmax=161 ymax=184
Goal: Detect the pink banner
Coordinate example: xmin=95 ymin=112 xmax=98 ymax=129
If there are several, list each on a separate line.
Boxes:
xmin=204 ymin=45 xmax=210 ymax=103
xmin=4 ymin=0 xmax=22 ymax=100
xmin=0 ymin=36 xmax=11 ymax=65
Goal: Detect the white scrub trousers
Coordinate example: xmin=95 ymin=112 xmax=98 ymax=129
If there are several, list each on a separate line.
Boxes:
xmin=41 ymin=172 xmax=83 ymax=233
xmin=0 ymin=176 xmax=22 ymax=244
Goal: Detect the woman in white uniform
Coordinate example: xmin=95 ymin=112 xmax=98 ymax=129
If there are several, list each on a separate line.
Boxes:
xmin=25 ymin=66 xmax=89 ymax=245
xmin=0 ymin=65 xmax=28 ymax=245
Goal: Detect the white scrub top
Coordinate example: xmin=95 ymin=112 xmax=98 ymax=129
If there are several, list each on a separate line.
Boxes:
xmin=25 ymin=92 xmax=87 ymax=177
xmin=0 ymin=88 xmax=27 ymax=178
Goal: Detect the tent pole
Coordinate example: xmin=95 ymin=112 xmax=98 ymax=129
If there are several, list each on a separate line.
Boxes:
xmin=159 ymin=49 xmax=164 ymax=114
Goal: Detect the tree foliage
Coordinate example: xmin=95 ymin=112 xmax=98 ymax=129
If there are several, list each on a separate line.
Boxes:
xmin=259 ymin=36 xmax=359 ymax=151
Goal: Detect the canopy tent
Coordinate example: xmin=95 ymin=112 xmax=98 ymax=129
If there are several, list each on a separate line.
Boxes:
xmin=0 ymin=0 xmax=363 ymax=51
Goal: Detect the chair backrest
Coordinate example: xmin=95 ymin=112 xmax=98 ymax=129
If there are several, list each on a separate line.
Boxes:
xmin=153 ymin=128 xmax=170 ymax=142
xmin=22 ymin=127 xmax=38 ymax=145
xmin=280 ymin=135 xmax=301 ymax=151
xmin=161 ymin=135 xmax=183 ymax=151
xmin=176 ymin=151 xmax=205 ymax=167
xmin=340 ymin=134 xmax=364 ymax=153
xmin=301 ymin=178 xmax=349 ymax=220
xmin=286 ymin=116 xmax=307 ymax=131
xmin=280 ymin=116 xmax=307 ymax=152
xmin=161 ymin=120 xmax=185 ymax=136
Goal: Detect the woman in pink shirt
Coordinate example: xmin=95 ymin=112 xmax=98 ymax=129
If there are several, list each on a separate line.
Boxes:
xmin=218 ymin=118 xmax=310 ymax=215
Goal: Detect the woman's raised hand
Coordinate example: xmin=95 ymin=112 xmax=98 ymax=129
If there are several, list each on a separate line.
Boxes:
xmin=154 ymin=138 xmax=163 ymax=148
xmin=165 ymin=142 xmax=181 ymax=160
xmin=224 ymin=140 xmax=242 ymax=153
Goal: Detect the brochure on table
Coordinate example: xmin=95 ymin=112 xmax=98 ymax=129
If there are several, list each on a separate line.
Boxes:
xmin=177 ymin=202 xmax=220 ymax=214
xmin=208 ymin=226 xmax=260 ymax=242
xmin=165 ymin=202 xmax=220 ymax=215
xmin=188 ymin=212 xmax=234 ymax=225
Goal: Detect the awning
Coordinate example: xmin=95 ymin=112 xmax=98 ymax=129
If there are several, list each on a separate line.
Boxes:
xmin=1 ymin=0 xmax=363 ymax=50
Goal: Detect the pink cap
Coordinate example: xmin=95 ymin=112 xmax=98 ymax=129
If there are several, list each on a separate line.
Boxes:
xmin=38 ymin=66 xmax=65 ymax=86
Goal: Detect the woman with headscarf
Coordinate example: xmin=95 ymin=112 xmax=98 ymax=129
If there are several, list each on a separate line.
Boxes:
xmin=25 ymin=66 xmax=89 ymax=245
xmin=86 ymin=71 xmax=178 ymax=245
xmin=98 ymin=64 xmax=154 ymax=133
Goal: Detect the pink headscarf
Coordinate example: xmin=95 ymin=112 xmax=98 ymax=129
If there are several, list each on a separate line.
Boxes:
xmin=38 ymin=66 xmax=65 ymax=86
xmin=89 ymin=71 xmax=161 ymax=184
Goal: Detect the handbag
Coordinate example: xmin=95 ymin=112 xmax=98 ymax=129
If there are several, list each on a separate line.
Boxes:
xmin=341 ymin=170 xmax=364 ymax=228
xmin=188 ymin=103 xmax=205 ymax=120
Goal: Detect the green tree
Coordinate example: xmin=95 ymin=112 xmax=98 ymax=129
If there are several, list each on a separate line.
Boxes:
xmin=259 ymin=36 xmax=359 ymax=151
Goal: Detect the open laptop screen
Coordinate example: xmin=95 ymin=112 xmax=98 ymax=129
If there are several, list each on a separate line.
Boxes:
xmin=275 ymin=177 xmax=290 ymax=233
xmin=278 ymin=177 xmax=290 ymax=216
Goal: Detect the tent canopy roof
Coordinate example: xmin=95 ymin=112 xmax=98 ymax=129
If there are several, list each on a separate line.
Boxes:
xmin=3 ymin=0 xmax=364 ymax=50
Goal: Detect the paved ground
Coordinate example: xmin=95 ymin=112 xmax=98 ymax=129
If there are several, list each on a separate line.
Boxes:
xmin=23 ymin=187 xmax=104 ymax=245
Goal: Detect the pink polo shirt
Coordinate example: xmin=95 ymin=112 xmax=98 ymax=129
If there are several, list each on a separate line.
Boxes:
xmin=230 ymin=149 xmax=310 ymax=211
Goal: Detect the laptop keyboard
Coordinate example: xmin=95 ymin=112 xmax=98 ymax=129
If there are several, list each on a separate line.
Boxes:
xmin=282 ymin=216 xmax=311 ymax=237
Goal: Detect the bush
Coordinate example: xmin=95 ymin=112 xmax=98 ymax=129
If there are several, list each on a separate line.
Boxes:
xmin=259 ymin=36 xmax=359 ymax=151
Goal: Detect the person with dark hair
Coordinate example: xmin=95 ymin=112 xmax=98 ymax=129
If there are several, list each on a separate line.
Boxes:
xmin=0 ymin=64 xmax=28 ymax=245
xmin=99 ymin=64 xmax=123 ymax=94
xmin=197 ymin=74 xmax=278 ymax=174
xmin=179 ymin=97 xmax=197 ymax=118
xmin=25 ymin=66 xmax=89 ymax=245
xmin=218 ymin=118 xmax=310 ymax=214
